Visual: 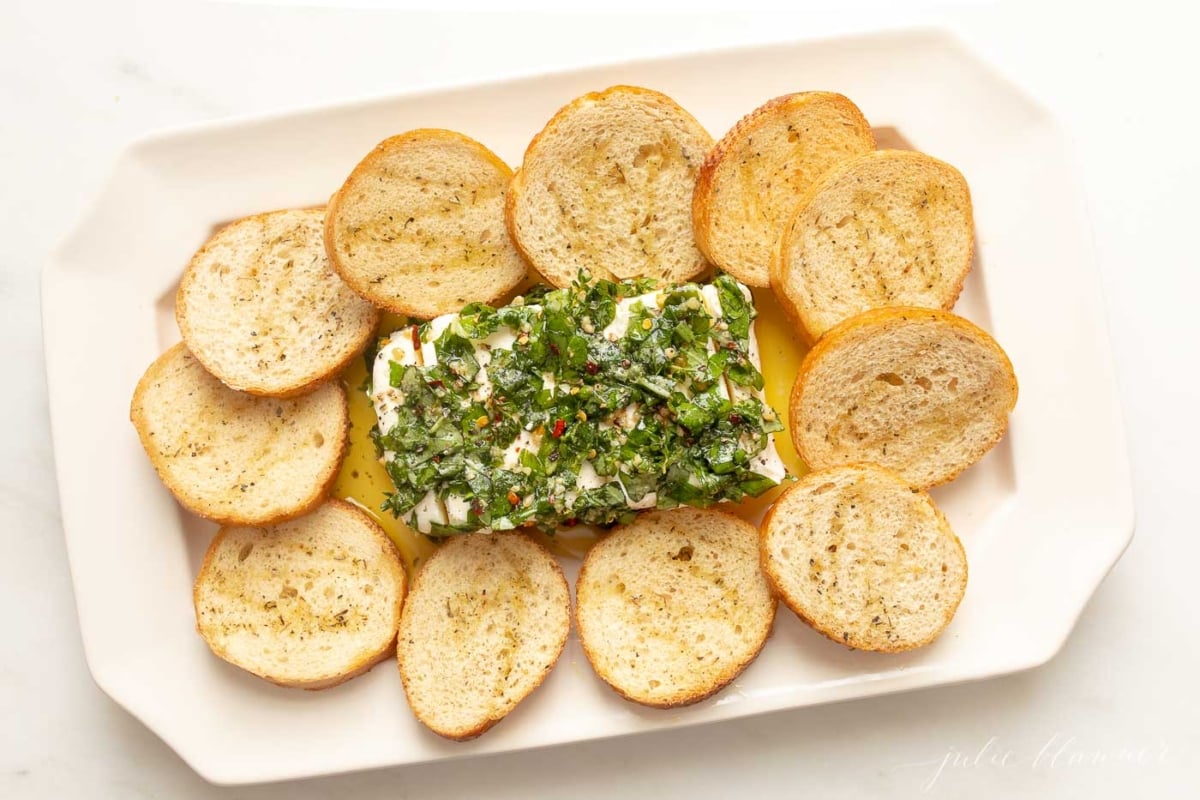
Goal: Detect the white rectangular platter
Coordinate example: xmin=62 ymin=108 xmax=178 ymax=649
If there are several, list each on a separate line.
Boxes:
xmin=42 ymin=28 xmax=1133 ymax=785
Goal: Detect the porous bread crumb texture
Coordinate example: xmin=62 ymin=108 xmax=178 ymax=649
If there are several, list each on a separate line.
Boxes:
xmin=507 ymin=85 xmax=715 ymax=288
xmin=194 ymin=499 xmax=406 ymax=689
xmin=129 ymin=343 xmax=348 ymax=525
xmin=791 ymin=307 xmax=1017 ymax=488
xmin=177 ymin=208 xmax=379 ymax=397
xmin=326 ymin=129 xmax=528 ymax=318
xmin=397 ymin=533 xmax=570 ymax=740
xmin=693 ymin=92 xmax=875 ymax=287
xmin=772 ymin=150 xmax=974 ymax=341
xmin=575 ymin=507 xmax=775 ymax=708
xmin=762 ymin=465 xmax=967 ymax=652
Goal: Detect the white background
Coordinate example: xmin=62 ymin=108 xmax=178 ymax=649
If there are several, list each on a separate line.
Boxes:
xmin=3 ymin=1 xmax=1197 ymax=797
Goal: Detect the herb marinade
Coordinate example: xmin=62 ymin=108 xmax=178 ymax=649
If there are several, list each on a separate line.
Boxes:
xmin=372 ymin=274 xmax=786 ymax=535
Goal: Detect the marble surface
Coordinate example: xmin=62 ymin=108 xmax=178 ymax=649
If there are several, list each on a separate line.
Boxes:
xmin=3 ymin=1 xmax=1196 ymax=797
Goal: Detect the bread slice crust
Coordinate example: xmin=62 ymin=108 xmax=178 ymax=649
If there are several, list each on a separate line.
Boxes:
xmin=789 ymin=306 xmax=1017 ymax=488
xmin=760 ymin=464 xmax=967 ymax=652
xmin=176 ymin=207 xmax=379 ymax=398
xmin=396 ymin=533 xmax=570 ymax=740
xmin=324 ymin=128 xmax=528 ymax=318
xmin=769 ymin=149 xmax=974 ymax=342
xmin=575 ymin=507 xmax=775 ymax=708
xmin=693 ymin=92 xmax=875 ymax=287
xmin=130 ymin=342 xmax=348 ymax=525
xmin=193 ymin=499 xmax=407 ymax=689
xmin=506 ymin=85 xmax=714 ymax=287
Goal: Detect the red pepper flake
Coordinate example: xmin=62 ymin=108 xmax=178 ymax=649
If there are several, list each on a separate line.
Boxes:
xmin=564 ymin=518 xmax=578 ymax=528
xmin=729 ymin=413 xmax=743 ymax=425
xmin=410 ymin=325 xmax=420 ymax=351
xmin=549 ymin=342 xmax=560 ymax=355
xmin=585 ymin=361 xmax=599 ymax=375
xmin=427 ymin=379 xmax=444 ymax=389
xmin=507 ymin=490 xmax=520 ymax=506
xmin=551 ymin=418 xmax=566 ymax=438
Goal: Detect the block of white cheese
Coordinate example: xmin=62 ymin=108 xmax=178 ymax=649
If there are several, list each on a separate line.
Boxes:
xmin=371 ymin=276 xmax=786 ymax=534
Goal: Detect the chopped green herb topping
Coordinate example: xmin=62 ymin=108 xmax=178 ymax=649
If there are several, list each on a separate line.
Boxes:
xmin=372 ymin=273 xmax=786 ymax=535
